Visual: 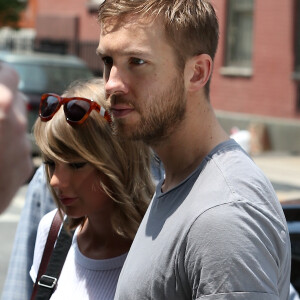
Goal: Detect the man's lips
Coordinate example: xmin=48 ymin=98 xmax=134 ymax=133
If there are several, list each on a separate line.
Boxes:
xmin=110 ymin=104 xmax=134 ymax=118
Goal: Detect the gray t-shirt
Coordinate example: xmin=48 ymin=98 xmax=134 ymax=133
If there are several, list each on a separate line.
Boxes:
xmin=115 ymin=140 xmax=291 ymax=300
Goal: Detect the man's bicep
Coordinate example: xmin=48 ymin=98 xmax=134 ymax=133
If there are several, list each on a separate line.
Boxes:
xmin=184 ymin=202 xmax=285 ymax=299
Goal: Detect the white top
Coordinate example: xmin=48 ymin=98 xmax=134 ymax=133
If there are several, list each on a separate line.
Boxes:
xmin=30 ymin=209 xmax=127 ymax=300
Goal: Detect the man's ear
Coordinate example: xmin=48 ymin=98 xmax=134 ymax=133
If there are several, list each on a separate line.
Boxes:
xmin=184 ymin=54 xmax=213 ymax=92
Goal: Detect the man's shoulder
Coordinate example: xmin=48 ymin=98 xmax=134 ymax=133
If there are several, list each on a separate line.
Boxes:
xmin=182 ymin=145 xmax=283 ymax=224
xmin=206 ymin=145 xmax=273 ymax=195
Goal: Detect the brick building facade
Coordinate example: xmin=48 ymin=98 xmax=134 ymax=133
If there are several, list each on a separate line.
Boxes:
xmin=211 ymin=0 xmax=299 ymax=119
xmin=18 ymin=0 xmax=300 ymax=120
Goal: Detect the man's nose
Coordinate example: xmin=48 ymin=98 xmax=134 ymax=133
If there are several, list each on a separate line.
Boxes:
xmin=105 ymin=65 xmax=129 ymax=97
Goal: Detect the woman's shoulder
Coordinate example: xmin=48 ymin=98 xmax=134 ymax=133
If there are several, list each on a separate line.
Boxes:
xmin=38 ymin=208 xmax=59 ymax=233
xmin=30 ymin=208 xmax=59 ymax=282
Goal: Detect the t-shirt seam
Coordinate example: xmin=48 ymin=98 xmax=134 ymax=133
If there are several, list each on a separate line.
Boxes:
xmin=208 ymin=152 xmax=287 ymax=231
xmin=209 ymin=153 xmax=237 ymax=196
xmin=195 ymin=290 xmax=280 ymax=299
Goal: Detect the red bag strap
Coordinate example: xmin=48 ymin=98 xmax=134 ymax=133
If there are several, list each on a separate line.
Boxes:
xmin=30 ymin=210 xmax=63 ymax=300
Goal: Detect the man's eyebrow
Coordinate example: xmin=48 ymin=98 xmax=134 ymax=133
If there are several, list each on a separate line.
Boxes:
xmin=96 ymin=48 xmax=151 ymax=58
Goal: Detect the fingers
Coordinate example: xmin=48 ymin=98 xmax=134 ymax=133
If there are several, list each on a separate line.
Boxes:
xmin=0 ymin=83 xmax=15 ymax=116
xmin=0 ymin=62 xmax=19 ymax=92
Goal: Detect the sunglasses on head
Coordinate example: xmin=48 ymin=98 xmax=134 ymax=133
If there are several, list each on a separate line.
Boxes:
xmin=39 ymin=93 xmax=111 ymax=125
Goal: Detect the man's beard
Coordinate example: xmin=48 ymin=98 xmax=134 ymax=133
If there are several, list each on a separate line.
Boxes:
xmin=111 ymin=75 xmax=186 ymax=146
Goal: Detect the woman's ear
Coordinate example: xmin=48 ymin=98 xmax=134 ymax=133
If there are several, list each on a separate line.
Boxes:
xmin=184 ymin=54 xmax=213 ymax=92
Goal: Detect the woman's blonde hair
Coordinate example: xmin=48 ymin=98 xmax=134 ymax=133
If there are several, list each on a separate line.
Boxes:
xmin=34 ymin=77 xmax=154 ymax=240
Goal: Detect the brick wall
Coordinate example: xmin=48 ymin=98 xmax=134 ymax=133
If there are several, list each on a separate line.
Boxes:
xmin=37 ymin=0 xmax=100 ymax=41
xmin=36 ymin=0 xmax=102 ymax=73
xmin=21 ymin=0 xmax=300 ymax=120
xmin=211 ymin=0 xmax=298 ymax=119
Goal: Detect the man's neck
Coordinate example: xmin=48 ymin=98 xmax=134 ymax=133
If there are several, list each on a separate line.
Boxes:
xmin=152 ymin=102 xmax=229 ymax=192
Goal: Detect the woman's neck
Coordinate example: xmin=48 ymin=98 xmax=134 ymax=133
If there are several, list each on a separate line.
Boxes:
xmin=76 ymin=217 xmax=132 ymax=259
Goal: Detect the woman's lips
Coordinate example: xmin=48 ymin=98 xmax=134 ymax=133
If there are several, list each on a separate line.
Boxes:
xmin=59 ymin=197 xmax=78 ymax=206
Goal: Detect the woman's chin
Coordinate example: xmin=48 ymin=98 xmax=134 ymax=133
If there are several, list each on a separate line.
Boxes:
xmin=64 ymin=208 xmax=85 ymax=219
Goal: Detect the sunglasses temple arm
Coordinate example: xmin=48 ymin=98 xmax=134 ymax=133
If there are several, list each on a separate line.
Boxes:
xmin=100 ymin=107 xmax=106 ymax=118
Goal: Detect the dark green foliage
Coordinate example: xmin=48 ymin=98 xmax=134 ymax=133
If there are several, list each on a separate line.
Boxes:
xmin=0 ymin=0 xmax=27 ymax=28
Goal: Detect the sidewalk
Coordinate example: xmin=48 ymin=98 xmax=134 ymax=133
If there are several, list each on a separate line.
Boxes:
xmin=253 ymin=152 xmax=300 ymax=204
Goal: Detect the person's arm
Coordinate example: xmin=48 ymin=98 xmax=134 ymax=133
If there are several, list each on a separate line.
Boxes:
xmin=0 ymin=62 xmax=33 ymax=212
xmin=184 ymin=202 xmax=290 ymax=299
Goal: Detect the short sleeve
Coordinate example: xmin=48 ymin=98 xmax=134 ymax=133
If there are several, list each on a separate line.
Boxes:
xmin=184 ymin=201 xmax=288 ymax=299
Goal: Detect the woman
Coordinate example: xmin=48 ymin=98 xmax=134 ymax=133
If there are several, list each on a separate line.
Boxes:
xmin=30 ymin=78 xmax=154 ymax=299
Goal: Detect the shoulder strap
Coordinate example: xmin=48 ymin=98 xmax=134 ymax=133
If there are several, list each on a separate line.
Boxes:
xmin=34 ymin=219 xmax=74 ymax=300
xmin=30 ymin=210 xmax=62 ymax=300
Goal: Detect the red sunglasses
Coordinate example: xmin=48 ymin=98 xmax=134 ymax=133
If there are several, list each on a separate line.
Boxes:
xmin=39 ymin=93 xmax=111 ymax=125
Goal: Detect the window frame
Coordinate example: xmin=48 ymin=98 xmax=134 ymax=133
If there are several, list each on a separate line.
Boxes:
xmin=221 ymin=0 xmax=254 ymax=77
xmin=293 ymin=0 xmax=300 ymax=80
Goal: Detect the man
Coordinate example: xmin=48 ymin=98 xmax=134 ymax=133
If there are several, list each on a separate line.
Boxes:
xmin=0 ymin=62 xmax=33 ymax=213
xmin=97 ymin=0 xmax=290 ymax=299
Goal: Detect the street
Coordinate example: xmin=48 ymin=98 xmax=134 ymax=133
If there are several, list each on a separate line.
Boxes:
xmin=253 ymin=153 xmax=300 ymax=202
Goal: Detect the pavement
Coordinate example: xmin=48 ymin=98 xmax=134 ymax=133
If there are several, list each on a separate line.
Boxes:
xmin=0 ymin=185 xmax=27 ymax=295
xmin=253 ymin=152 xmax=300 ymax=204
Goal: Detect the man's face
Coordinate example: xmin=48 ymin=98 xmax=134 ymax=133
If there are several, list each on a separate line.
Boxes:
xmin=97 ymin=18 xmax=187 ymax=145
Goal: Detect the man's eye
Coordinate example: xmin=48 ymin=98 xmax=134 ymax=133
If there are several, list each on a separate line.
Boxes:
xmin=69 ymin=162 xmax=86 ymax=169
xmin=102 ymin=56 xmax=113 ymax=66
xmin=130 ymin=58 xmax=145 ymax=65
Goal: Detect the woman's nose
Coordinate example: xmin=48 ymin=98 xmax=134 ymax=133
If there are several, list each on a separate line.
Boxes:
xmin=49 ymin=172 xmax=60 ymax=188
xmin=49 ymin=167 xmax=70 ymax=189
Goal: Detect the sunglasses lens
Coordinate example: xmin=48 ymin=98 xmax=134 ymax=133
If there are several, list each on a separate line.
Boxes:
xmin=64 ymin=100 xmax=90 ymax=122
xmin=40 ymin=95 xmax=60 ymax=118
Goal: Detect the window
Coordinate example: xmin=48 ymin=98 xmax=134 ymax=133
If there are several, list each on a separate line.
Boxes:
xmin=297 ymin=84 xmax=300 ymax=111
xmin=224 ymin=0 xmax=254 ymax=73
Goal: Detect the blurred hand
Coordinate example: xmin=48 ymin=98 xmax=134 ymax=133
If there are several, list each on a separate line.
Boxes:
xmin=0 ymin=62 xmax=33 ymax=213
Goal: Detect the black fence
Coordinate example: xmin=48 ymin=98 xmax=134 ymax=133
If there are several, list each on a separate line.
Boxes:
xmin=282 ymin=205 xmax=300 ymax=293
